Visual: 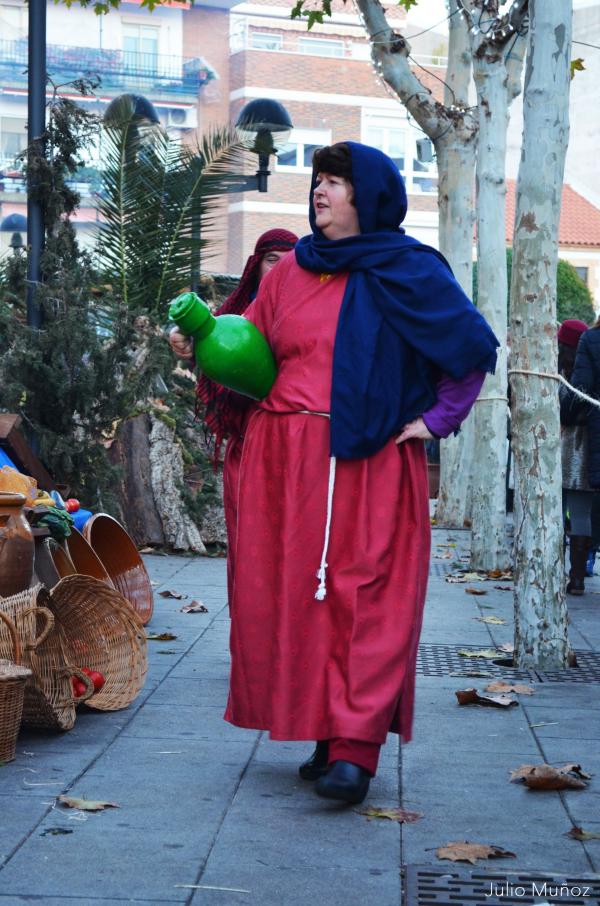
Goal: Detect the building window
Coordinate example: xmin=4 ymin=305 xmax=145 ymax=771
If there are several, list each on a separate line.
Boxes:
xmin=123 ymin=24 xmax=160 ymax=74
xmin=298 ymin=37 xmax=344 ymax=58
xmin=575 ymin=266 xmax=589 ymax=285
xmin=250 ymin=31 xmax=283 ymax=51
xmin=0 ymin=116 xmax=27 ymax=167
xmin=364 ymin=114 xmax=438 ymax=195
xmin=276 ymin=129 xmax=331 ymax=173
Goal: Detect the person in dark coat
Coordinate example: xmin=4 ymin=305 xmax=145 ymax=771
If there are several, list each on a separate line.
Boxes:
xmin=559 ymin=319 xmax=591 ymax=594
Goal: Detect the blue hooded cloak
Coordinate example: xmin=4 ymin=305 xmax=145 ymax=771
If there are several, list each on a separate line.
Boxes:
xmin=294 ymin=141 xmax=499 ymax=460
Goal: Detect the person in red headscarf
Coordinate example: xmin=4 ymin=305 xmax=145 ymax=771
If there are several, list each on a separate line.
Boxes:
xmin=169 ymin=228 xmax=298 ymax=599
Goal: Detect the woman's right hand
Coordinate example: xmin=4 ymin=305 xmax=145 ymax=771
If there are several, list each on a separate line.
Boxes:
xmin=168 ymin=326 xmax=193 ymax=360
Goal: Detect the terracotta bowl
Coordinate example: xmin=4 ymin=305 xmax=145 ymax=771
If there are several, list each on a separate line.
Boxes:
xmin=83 ymin=514 xmax=153 ymax=625
xmin=47 ymin=538 xmax=77 ymax=580
xmin=65 ymin=529 xmax=114 ymax=587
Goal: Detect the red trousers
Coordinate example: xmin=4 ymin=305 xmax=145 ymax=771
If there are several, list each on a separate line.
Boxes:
xmin=328 ymin=738 xmax=381 ymax=776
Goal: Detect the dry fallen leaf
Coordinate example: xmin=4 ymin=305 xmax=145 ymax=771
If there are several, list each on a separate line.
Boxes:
xmin=158 ymin=590 xmax=186 ymax=600
xmin=146 ymin=632 xmax=178 ymax=641
xmin=566 ymin=826 xmax=600 ymax=841
xmin=485 ymin=681 xmax=534 ymax=695
xmin=510 ymin=763 xmax=590 ymax=790
xmin=466 ymin=588 xmax=487 ymax=596
xmin=458 ymin=648 xmax=501 ymax=660
xmin=359 ymin=807 xmax=423 ymax=823
xmin=455 ymin=688 xmax=518 ymax=709
xmin=180 ymin=600 xmax=209 ymax=614
xmin=493 ymin=585 xmax=513 ymax=592
xmin=58 ymin=795 xmax=120 ymax=811
xmin=475 ymin=615 xmax=506 ymax=624
xmin=436 ymin=841 xmax=516 ymax=864
xmin=486 ymin=569 xmax=513 ymax=580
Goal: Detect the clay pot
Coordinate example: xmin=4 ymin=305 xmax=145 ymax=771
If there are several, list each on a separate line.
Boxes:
xmin=83 ymin=514 xmax=153 ymax=625
xmin=0 ymin=492 xmax=34 ymax=597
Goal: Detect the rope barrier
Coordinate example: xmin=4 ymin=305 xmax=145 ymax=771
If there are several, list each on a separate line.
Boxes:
xmin=508 ymin=369 xmax=600 ymax=410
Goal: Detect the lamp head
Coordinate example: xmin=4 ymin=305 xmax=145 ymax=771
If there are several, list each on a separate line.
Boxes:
xmin=235 ymin=99 xmax=293 ymax=155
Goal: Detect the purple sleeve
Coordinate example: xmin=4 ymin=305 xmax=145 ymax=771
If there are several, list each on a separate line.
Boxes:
xmin=422 ymin=370 xmax=486 ymax=439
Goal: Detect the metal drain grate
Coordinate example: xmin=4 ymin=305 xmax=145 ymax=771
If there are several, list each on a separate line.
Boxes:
xmin=417 ymin=644 xmax=536 ymax=681
xmin=417 ymin=644 xmax=600 ymax=684
xmin=403 ymin=866 xmax=600 ymax=905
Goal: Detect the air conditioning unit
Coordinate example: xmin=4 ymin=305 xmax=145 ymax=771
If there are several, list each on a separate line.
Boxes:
xmin=166 ymin=107 xmax=198 ymax=130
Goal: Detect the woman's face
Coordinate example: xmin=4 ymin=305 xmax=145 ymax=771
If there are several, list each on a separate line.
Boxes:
xmin=313 ymin=172 xmax=360 ymax=240
xmin=258 ymin=250 xmax=288 ymax=281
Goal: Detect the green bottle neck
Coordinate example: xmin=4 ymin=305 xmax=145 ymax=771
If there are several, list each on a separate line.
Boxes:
xmin=168 ymin=292 xmax=216 ymax=340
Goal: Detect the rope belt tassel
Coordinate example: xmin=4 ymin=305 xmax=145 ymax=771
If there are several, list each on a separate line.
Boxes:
xmin=315 ymin=455 xmax=337 ymax=601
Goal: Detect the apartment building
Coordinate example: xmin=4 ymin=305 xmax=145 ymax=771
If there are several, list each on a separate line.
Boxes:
xmin=225 ymin=0 xmax=443 ymax=271
xmin=0 ymin=0 xmax=232 ymax=257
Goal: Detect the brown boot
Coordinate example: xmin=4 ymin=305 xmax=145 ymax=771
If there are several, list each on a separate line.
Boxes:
xmin=567 ymin=535 xmax=592 ymax=595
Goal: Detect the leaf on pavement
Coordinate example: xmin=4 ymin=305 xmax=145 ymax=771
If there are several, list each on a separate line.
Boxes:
xmin=58 ymin=795 xmax=120 ymax=811
xmin=158 ymin=589 xmax=186 ymax=599
xmin=359 ymin=807 xmax=423 ymax=823
xmin=455 ymin=688 xmax=518 ymax=709
xmin=458 ymin=648 xmax=500 ymax=660
xmin=566 ymin=826 xmax=600 ymax=841
xmin=466 ymin=588 xmax=487 ymax=596
xmin=146 ymin=632 xmax=178 ymax=641
xmin=41 ymin=827 xmax=74 ymax=836
xmin=494 ymin=585 xmax=513 ymax=591
xmin=475 ymin=616 xmax=506 ymax=624
xmin=485 ymin=680 xmax=534 ymax=695
xmin=509 ymin=763 xmax=590 ymax=790
xmin=180 ymin=600 xmax=208 ymax=614
xmin=486 ymin=569 xmax=513 ymax=580
xmin=436 ymin=841 xmax=516 ymax=864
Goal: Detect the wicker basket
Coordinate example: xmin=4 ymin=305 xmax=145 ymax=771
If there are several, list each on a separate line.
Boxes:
xmin=0 ymin=612 xmax=32 ymax=763
xmin=83 ymin=514 xmax=154 ymax=625
xmin=0 ymin=585 xmax=93 ymax=731
xmin=42 ymin=576 xmax=147 ymax=711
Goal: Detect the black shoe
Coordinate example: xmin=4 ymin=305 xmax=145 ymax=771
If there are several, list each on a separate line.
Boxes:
xmin=315 ymin=760 xmax=371 ymax=804
xmin=299 ymin=741 xmax=329 ymax=781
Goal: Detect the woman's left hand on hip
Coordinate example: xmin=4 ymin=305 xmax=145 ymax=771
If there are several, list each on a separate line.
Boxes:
xmin=395 ymin=417 xmax=433 ymax=444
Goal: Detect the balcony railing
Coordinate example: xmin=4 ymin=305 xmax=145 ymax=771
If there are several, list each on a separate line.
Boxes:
xmin=0 ymin=38 xmax=216 ymax=98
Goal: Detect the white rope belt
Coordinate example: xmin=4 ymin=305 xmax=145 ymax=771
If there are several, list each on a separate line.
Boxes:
xmin=263 ymin=408 xmax=336 ymax=601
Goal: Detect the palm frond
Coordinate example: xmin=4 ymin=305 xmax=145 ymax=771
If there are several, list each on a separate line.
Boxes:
xmin=95 ymin=119 xmax=249 ymax=318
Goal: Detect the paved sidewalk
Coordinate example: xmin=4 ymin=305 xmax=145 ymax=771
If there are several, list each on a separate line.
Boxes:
xmin=1 ymin=528 xmax=599 ymax=905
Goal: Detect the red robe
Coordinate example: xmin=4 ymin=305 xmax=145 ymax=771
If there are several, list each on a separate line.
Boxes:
xmin=224 ymin=255 xmax=430 ymax=744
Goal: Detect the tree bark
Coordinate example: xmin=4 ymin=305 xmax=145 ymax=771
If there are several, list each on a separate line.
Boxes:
xmin=108 ymin=413 xmax=166 ymax=547
xmin=463 ymin=1 xmax=527 ymax=570
xmin=509 ymin=0 xmax=572 ymax=668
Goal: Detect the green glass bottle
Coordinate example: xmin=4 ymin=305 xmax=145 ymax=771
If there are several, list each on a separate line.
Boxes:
xmin=168 ymin=292 xmax=277 ymax=400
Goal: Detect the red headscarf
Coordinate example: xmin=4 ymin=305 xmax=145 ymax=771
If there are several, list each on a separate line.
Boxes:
xmin=196 ymin=228 xmax=298 ymax=461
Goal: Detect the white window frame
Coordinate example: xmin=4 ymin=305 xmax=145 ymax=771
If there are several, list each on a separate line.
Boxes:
xmin=250 ymin=31 xmax=283 ymax=51
xmin=362 ymin=111 xmax=438 ymax=196
xmin=298 ymin=37 xmax=344 ymax=58
xmin=275 ymin=128 xmax=331 ymax=174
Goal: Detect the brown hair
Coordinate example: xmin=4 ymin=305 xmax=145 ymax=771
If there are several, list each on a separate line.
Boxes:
xmin=312 ymin=142 xmax=353 ymax=184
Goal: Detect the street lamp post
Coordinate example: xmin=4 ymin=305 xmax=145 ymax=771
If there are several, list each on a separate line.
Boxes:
xmin=190 ymin=98 xmax=293 ymax=289
xmin=26 ymin=0 xmax=47 ymax=330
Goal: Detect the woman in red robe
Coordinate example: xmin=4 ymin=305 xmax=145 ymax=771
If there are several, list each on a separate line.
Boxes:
xmin=225 ymin=142 xmax=498 ymax=804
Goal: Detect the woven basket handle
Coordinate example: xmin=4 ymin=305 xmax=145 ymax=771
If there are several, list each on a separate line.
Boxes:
xmin=0 ymin=610 xmax=22 ymax=666
xmin=65 ymin=666 xmax=95 ymax=705
xmin=21 ymin=606 xmax=55 ymax=650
